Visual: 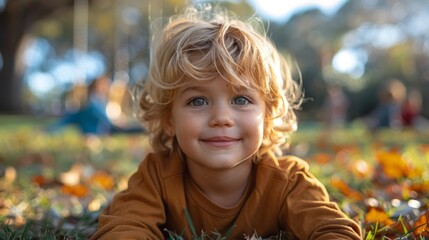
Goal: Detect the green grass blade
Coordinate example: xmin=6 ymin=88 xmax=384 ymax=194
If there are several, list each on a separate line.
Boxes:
xmin=184 ymin=208 xmax=197 ymax=238
xmin=224 ymin=223 xmax=236 ymax=240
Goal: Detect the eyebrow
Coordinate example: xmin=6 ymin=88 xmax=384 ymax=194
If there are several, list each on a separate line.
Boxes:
xmin=177 ymin=85 xmax=207 ymax=96
xmin=177 ymin=82 xmax=257 ymax=96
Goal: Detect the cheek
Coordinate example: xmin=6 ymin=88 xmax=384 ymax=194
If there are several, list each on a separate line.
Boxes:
xmin=173 ymin=112 xmax=202 ymax=137
xmin=241 ymin=112 xmax=265 ymax=139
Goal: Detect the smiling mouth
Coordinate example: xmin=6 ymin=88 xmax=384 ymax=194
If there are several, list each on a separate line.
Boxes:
xmin=201 ymin=137 xmax=240 ymax=147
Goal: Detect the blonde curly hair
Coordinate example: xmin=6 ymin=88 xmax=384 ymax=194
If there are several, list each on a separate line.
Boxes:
xmin=138 ymin=6 xmax=303 ymax=159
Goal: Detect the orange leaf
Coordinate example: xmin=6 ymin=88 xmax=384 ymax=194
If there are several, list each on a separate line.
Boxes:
xmin=365 ymin=207 xmax=395 ymax=226
xmin=375 ymin=150 xmax=409 ymax=179
xmin=32 ymin=175 xmax=48 ymax=186
xmin=313 ymin=153 xmax=331 ymax=164
xmin=90 ymin=171 xmax=115 ymax=191
xmin=61 ymin=184 xmax=89 ymax=198
xmin=414 ymin=211 xmax=429 ymax=237
xmin=330 ymin=178 xmax=363 ymax=201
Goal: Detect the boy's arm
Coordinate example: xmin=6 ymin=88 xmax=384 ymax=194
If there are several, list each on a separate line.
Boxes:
xmin=281 ymin=157 xmax=362 ymax=240
xmin=90 ymin=155 xmax=165 ymax=239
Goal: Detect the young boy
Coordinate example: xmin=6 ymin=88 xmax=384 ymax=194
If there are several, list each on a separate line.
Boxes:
xmin=91 ymin=6 xmax=362 ymax=240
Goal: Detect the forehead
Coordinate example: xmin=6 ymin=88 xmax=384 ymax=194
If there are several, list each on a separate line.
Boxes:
xmin=176 ymin=77 xmax=258 ymax=94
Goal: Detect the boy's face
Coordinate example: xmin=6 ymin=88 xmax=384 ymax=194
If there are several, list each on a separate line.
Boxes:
xmin=166 ymin=77 xmax=265 ymax=171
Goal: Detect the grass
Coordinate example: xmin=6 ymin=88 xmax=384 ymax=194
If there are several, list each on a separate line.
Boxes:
xmin=0 ymin=115 xmax=429 ymax=239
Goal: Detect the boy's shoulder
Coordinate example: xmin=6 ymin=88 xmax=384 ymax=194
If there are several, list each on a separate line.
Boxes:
xmin=142 ymin=151 xmax=185 ymax=179
xmin=257 ymin=155 xmax=310 ymax=178
xmin=254 ymin=155 xmax=312 ymax=193
xmin=260 ymin=155 xmax=308 ymax=171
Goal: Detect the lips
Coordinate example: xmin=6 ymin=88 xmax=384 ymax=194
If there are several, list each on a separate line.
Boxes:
xmin=201 ymin=136 xmax=240 ymax=148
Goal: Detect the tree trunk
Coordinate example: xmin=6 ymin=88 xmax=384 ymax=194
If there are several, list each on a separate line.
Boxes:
xmin=0 ymin=8 xmax=25 ymax=113
xmin=0 ymin=0 xmax=84 ymax=114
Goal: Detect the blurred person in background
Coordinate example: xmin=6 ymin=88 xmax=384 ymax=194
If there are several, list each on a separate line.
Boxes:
xmin=400 ymin=88 xmax=429 ymax=130
xmin=47 ymin=75 xmax=144 ymax=135
xmin=48 ymin=75 xmax=113 ymax=135
xmin=401 ymin=88 xmax=421 ymax=128
xmin=366 ymin=79 xmax=405 ymax=130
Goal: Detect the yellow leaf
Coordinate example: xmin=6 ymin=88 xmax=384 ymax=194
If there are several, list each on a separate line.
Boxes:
xmin=365 ymin=207 xmax=395 ymax=226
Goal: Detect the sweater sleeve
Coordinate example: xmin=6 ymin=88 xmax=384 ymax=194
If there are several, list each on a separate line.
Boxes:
xmin=281 ymin=157 xmax=362 ymax=240
xmin=90 ymin=154 xmax=166 ymax=240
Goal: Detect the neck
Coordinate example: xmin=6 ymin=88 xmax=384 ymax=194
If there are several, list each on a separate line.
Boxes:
xmin=187 ymin=160 xmax=253 ymax=208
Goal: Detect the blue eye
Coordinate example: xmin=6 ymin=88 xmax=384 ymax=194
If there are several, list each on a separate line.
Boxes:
xmin=188 ymin=97 xmax=207 ymax=106
xmin=232 ymin=96 xmax=250 ymax=105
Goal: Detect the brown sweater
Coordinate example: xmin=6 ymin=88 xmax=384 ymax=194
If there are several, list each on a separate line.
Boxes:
xmin=91 ymin=152 xmax=362 ymax=239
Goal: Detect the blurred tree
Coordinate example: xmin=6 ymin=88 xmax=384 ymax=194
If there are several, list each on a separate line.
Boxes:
xmin=0 ymin=0 xmax=95 ymax=113
xmin=267 ymin=0 xmax=429 ymax=121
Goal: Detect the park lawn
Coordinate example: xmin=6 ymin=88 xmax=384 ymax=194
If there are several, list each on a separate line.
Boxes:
xmin=0 ymin=115 xmax=428 ymax=239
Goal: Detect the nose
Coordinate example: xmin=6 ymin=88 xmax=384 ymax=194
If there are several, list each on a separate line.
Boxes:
xmin=208 ymin=102 xmax=234 ymax=127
